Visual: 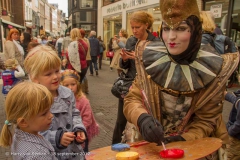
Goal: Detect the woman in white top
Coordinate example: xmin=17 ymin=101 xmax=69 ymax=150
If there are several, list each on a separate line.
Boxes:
xmin=4 ymin=28 xmax=24 ymax=68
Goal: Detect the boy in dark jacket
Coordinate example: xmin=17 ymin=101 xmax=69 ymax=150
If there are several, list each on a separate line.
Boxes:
xmin=224 ymin=90 xmax=240 ymax=160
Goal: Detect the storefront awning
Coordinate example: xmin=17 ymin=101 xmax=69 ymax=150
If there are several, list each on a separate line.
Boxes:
xmin=1 ymin=19 xmax=26 ymax=29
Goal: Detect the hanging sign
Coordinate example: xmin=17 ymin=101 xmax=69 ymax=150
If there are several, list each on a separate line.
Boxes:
xmin=210 ymin=4 xmax=222 ymax=18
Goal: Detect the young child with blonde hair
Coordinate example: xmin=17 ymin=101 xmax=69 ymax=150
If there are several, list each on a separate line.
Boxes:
xmin=24 ymin=45 xmax=87 ymax=160
xmin=2 ymin=58 xmax=25 ymax=97
xmin=61 ymin=69 xmax=99 ymax=152
xmin=61 ymin=59 xmax=68 ymax=71
xmin=0 ymin=82 xmax=57 ymax=159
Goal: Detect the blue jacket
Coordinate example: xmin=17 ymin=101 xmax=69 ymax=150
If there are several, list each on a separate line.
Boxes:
xmin=225 ymin=91 xmax=240 ymax=139
xmin=40 ymin=85 xmax=86 ymax=160
xmin=88 ymin=36 xmax=100 ymax=56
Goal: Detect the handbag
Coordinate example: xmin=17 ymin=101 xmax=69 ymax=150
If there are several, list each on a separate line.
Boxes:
xmin=111 ymin=72 xmax=134 ymax=99
xmin=106 ymin=51 xmax=114 ymax=58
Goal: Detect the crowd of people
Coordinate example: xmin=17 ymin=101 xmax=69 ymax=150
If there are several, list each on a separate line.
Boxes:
xmin=0 ymin=0 xmax=240 ymax=159
xmin=0 ymin=27 xmax=103 ymax=159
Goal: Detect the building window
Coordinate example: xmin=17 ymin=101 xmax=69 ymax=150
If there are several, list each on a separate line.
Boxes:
xmin=232 ymin=0 xmax=240 ymax=46
xmin=73 ymin=0 xmax=77 ymax=8
xmin=73 ymin=11 xmax=96 ymax=23
xmin=103 ymin=14 xmax=122 ymax=51
xmin=35 ymin=0 xmax=39 ymax=8
xmin=80 ymin=0 xmax=93 ymax=8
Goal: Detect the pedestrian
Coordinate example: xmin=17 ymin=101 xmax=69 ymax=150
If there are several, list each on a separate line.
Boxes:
xmin=200 ymin=11 xmax=237 ymax=54
xmin=27 ymin=42 xmax=40 ymax=52
xmin=24 ymin=45 xmax=87 ymax=160
xmin=61 ymin=69 xmax=99 ymax=152
xmin=88 ymin=31 xmax=100 ymax=76
xmin=123 ymin=0 xmax=239 ymax=159
xmin=4 ymin=28 xmax=24 ymax=68
xmin=61 ymin=59 xmax=68 ymax=71
xmin=37 ymin=35 xmax=42 ymax=44
xmin=97 ymin=36 xmax=106 ymax=70
xmin=61 ymin=32 xmax=71 ymax=58
xmin=0 ymin=56 xmax=4 ymax=70
xmin=112 ymin=11 xmax=159 ymax=144
xmin=224 ymin=90 xmax=240 ymax=160
xmin=214 ymin=24 xmax=223 ymax=35
xmin=41 ymin=35 xmax=47 ymax=44
xmin=1 ymin=59 xmax=25 ymax=97
xmin=110 ymin=29 xmax=128 ymax=76
xmin=108 ymin=37 xmax=114 ymax=71
xmin=0 ymin=82 xmax=57 ymax=160
xmin=47 ymin=36 xmax=54 ymax=45
xmin=67 ymin=28 xmax=88 ymax=83
xmin=20 ymin=32 xmax=31 ymax=59
xmin=55 ymin=35 xmax=64 ymax=59
xmin=80 ymin=29 xmax=90 ymax=94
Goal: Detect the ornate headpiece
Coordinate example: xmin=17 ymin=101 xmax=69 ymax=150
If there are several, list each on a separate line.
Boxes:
xmin=160 ymin=0 xmax=200 ymax=29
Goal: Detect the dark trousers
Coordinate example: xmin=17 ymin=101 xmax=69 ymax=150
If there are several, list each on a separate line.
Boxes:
xmin=110 ymin=57 xmax=113 ymax=68
xmin=112 ymin=98 xmax=127 ymax=144
xmin=98 ymin=52 xmax=103 ymax=69
xmin=89 ymin=56 xmax=98 ymax=74
xmin=79 ymin=67 xmax=88 ymax=83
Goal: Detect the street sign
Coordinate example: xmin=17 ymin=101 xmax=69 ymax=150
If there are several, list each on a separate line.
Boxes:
xmin=210 ymin=4 xmax=222 ymax=18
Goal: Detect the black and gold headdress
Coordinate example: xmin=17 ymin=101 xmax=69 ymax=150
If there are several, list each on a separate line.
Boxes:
xmin=160 ymin=0 xmax=200 ymax=29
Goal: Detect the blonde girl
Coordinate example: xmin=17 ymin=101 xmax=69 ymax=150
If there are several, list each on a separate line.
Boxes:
xmin=67 ymin=28 xmax=88 ymax=83
xmin=0 ymin=82 xmax=57 ymax=159
xmin=61 ymin=69 xmax=99 ymax=152
xmin=24 ymin=45 xmax=87 ymax=160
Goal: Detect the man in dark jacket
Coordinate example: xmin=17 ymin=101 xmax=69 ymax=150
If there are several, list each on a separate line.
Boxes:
xmin=88 ymin=31 xmax=100 ymax=76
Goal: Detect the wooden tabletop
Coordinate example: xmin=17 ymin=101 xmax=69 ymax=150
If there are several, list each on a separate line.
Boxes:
xmin=86 ymin=137 xmax=222 ymax=160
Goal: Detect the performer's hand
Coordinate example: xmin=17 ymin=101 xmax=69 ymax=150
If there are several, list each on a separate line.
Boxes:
xmin=163 ymin=135 xmax=185 ymax=144
xmin=137 ymin=113 xmax=164 ymax=144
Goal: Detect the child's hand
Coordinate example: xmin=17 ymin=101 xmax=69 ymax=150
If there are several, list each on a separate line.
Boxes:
xmin=60 ymin=132 xmax=75 ymax=147
xmin=75 ymin=131 xmax=86 ymax=143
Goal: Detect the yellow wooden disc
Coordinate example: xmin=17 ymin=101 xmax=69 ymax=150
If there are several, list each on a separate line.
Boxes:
xmin=116 ymin=151 xmax=139 ymax=160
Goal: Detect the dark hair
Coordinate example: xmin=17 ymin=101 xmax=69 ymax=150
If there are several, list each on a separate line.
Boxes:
xmin=108 ymin=38 xmax=113 ymax=51
xmin=23 ymin=32 xmax=31 ymax=45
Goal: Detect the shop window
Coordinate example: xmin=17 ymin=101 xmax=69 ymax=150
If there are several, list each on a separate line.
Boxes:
xmin=81 ymin=25 xmax=91 ymax=31
xmin=204 ymin=0 xmax=229 ymax=34
xmin=232 ymin=0 xmax=240 ymax=46
xmin=103 ymin=14 xmax=122 ymax=54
